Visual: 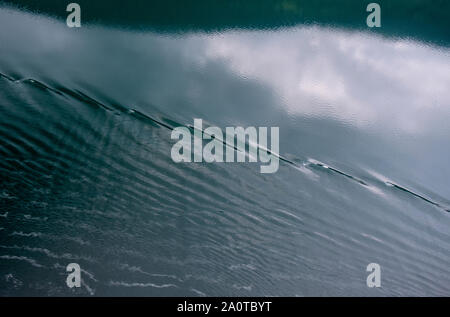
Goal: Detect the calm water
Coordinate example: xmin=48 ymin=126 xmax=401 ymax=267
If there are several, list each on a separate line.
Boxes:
xmin=1 ymin=2 xmax=450 ymax=296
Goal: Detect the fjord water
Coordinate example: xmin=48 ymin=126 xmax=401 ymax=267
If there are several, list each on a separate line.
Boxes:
xmin=1 ymin=3 xmax=450 ymax=296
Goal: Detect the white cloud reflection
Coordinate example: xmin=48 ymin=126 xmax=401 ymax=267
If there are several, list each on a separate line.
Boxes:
xmin=203 ymin=27 xmax=450 ymax=133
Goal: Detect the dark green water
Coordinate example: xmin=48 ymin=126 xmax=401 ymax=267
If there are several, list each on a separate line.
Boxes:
xmin=0 ymin=1 xmax=449 ymax=296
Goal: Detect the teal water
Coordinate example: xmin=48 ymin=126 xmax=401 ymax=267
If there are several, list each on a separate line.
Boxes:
xmin=0 ymin=2 xmax=450 ymax=296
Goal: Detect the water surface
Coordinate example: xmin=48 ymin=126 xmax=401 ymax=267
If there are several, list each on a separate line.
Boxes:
xmin=0 ymin=3 xmax=449 ymax=296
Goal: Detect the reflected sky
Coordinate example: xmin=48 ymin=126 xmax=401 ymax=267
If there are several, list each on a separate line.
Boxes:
xmin=0 ymin=9 xmax=450 ymax=196
xmin=1 ymin=7 xmax=449 ymax=197
xmin=1 ymin=7 xmax=449 ymax=135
